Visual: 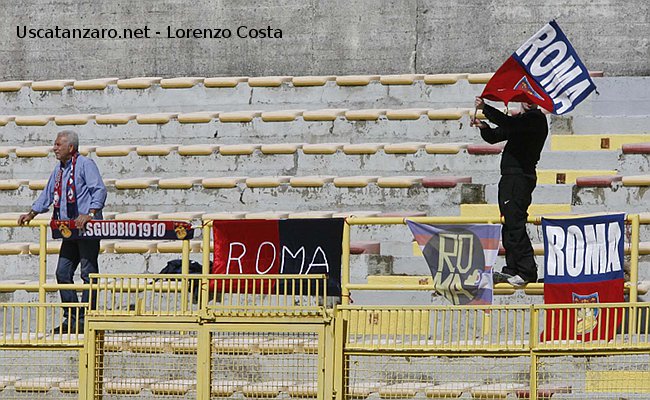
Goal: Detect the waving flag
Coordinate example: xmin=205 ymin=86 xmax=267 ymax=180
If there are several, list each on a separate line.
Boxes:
xmin=481 ymin=20 xmax=596 ymax=114
xmin=542 ymin=214 xmax=625 ymax=341
xmin=407 ymin=221 xmax=501 ymax=305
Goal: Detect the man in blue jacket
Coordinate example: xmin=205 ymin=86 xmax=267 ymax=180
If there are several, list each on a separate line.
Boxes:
xmin=18 ymin=130 xmax=107 ymax=333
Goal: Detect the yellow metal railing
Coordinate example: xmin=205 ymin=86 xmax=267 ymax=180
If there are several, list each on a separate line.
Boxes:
xmin=0 ymin=302 xmax=86 ymax=346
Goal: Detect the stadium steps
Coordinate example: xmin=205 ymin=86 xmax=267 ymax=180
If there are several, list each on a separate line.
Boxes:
xmin=550 ymin=134 xmax=650 ymax=151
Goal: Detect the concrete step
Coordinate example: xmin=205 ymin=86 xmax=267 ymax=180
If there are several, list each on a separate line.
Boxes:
xmin=572 ymin=186 xmax=650 ymax=214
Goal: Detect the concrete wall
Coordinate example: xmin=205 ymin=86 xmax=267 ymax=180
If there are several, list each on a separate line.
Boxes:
xmin=0 ymin=0 xmax=648 ymax=80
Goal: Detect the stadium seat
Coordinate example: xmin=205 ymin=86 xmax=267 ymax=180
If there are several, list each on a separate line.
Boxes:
xmin=345 ymin=109 xmax=386 ymax=121
xmin=15 ymin=146 xmax=51 ymax=157
xmin=424 ymin=73 xmax=467 ymax=84
xmin=288 ymin=211 xmax=335 ymax=218
xmin=116 ymin=77 xmax=162 ymax=89
xmin=0 ymin=179 xmax=28 ymax=190
xmin=245 ymin=176 xmax=291 ymax=188
xmin=95 ymin=113 xmax=137 ymax=125
xmin=202 ymin=212 xmax=247 ymax=220
xmin=467 ymin=73 xmax=494 ymax=83
xmin=54 ymin=114 xmax=96 ymax=125
xmin=343 ymin=143 xmax=385 ymax=155
xmin=245 ymin=211 xmax=290 ymax=219
xmin=159 ymin=77 xmax=205 ymax=89
xmin=425 ymin=382 xmax=477 ymax=398
xmin=177 ymin=111 xmax=219 ymax=124
xmin=13 ymin=377 xmax=66 ymax=392
xmin=136 ymin=144 xmax=179 ymax=156
xmin=261 ymin=110 xmax=305 ymax=122
xmin=150 ymin=379 xmax=196 ymax=395
xmin=260 ymin=143 xmax=302 ymax=154
xmin=241 ymin=381 xmax=296 ymax=397
xmin=460 ymin=203 xmax=572 ymax=218
xmin=58 ymin=379 xmax=79 ymax=393
xmin=114 ymin=211 xmax=161 ymax=220
xmin=335 ymin=75 xmax=380 ymax=86
xmin=376 ymin=175 xmax=423 ymax=188
xmin=0 ymin=243 xmax=31 ymax=255
xmin=302 ymin=109 xmax=347 ymax=121
xmin=537 ymin=169 xmax=618 ymax=184
xmin=551 ymin=134 xmax=650 ymax=151
xmin=347 ymin=382 xmax=385 ymax=398
xmin=349 ymin=241 xmax=381 ymax=254
xmin=302 ymin=143 xmax=345 ymax=154
xmin=158 ymin=177 xmax=203 ymax=189
xmin=424 ymin=142 xmax=467 ymax=154
xmin=210 ymin=380 xmax=249 ymax=396
xmin=202 ymin=177 xmax=247 ymax=188
xmin=113 ymin=241 xmax=158 ymax=254
xmin=30 ymin=79 xmax=74 ymax=91
xmin=0 ymin=80 xmax=32 ymax=92
xmin=422 ymin=176 xmax=472 ymax=188
xmin=0 ymin=116 xmax=15 ymax=126
xmin=28 ymin=241 xmax=62 ymax=255
xmin=287 ymin=382 xmax=318 ymax=398
xmin=383 ymin=142 xmax=426 ymax=153
xmin=470 ymin=383 xmax=526 ymax=398
xmin=466 ymin=143 xmax=504 ymax=155
xmin=104 ymin=378 xmax=158 ymax=394
xmin=291 ymin=75 xmax=336 ymax=86
xmin=135 ymin=112 xmax=177 ymax=124
xmin=622 ymin=143 xmax=650 ymax=154
xmin=73 ymin=78 xmax=118 ymax=90
xmin=203 ymin=76 xmax=248 ymax=87
xmin=622 ymin=175 xmax=650 ymax=186
xmin=333 ymin=176 xmax=380 ymax=187
xmin=377 ymin=382 xmax=434 ymax=397
xmin=177 ymin=144 xmax=219 ymax=156
xmin=218 ymin=144 xmax=260 ymax=155
xmin=385 ymin=108 xmax=428 ymax=120
xmin=247 ymin=76 xmax=292 ymax=87
xmin=14 ymin=115 xmax=54 ymax=126
xmin=380 ymin=74 xmax=424 ymax=85
xmin=575 ymin=175 xmax=623 ymax=187
xmin=28 ymin=179 xmax=48 ymax=190
xmin=289 ymin=176 xmax=336 ymax=187
xmin=218 ymin=111 xmax=262 ymax=123
xmin=427 ymin=108 xmax=466 ymax=120
xmin=114 ymin=177 xmax=160 ymax=189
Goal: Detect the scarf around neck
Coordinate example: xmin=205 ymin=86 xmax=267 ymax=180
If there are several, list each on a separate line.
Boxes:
xmin=53 ymin=151 xmax=78 ymax=220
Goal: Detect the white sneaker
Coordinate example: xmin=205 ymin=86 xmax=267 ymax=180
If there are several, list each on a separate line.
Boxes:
xmin=507 ymin=275 xmax=528 ymax=288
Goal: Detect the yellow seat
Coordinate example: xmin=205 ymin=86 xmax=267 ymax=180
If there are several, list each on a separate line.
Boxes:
xmin=28 ymin=241 xmax=62 ymax=255
xmin=0 ymin=242 xmax=31 ymax=255
xmin=0 ymin=116 xmax=16 ymax=126
xmin=551 ymin=134 xmax=650 ymax=151
xmin=425 ymin=382 xmax=476 ymax=397
xmin=78 ymin=145 xmax=97 ymax=156
xmin=15 ymin=146 xmax=51 ymax=157
xmin=470 ymin=383 xmax=526 ymax=398
xmin=289 ymin=175 xmax=336 ymax=187
xmin=159 ymin=77 xmax=205 ymax=89
xmin=73 ymin=78 xmax=118 ymax=90
xmin=302 ymin=143 xmax=344 ymax=154
xmin=380 ymin=74 xmax=425 ymax=85
xmin=336 ymin=75 xmax=380 ymax=86
xmin=150 ymin=379 xmax=196 ymax=395
xmin=261 ymin=110 xmax=305 ymax=122
xmin=342 ymin=143 xmax=385 ymax=155
xmin=100 ymin=240 xmax=116 ymax=253
xmin=116 ymin=77 xmax=162 ymax=89
xmin=14 ymin=115 xmax=54 ymax=126
xmin=114 ymin=177 xmax=160 ymax=189
xmin=0 ymin=80 xmax=32 ymax=92
xmin=114 ymin=211 xmax=161 ymax=220
xmin=58 ymin=379 xmax=79 ymax=393
xmin=622 ymin=175 xmax=650 ymax=186
xmin=202 ymin=212 xmax=246 ymax=220
xmin=332 ymin=210 xmax=381 ymax=218
xmin=425 ymin=142 xmax=469 ymax=154
xmin=54 ymin=114 xmax=96 ymax=126
xmin=219 ymin=144 xmax=260 ymax=155
xmin=158 ymin=177 xmax=203 ymax=189
xmin=245 ymin=176 xmax=291 ymax=188
xmin=177 ymin=144 xmax=219 ymax=156
xmin=302 ymin=108 xmax=348 ymax=121
xmin=14 ymin=377 xmax=65 ymax=392
xmin=104 ymin=378 xmax=158 ymax=394
xmin=0 ymin=146 xmax=15 ymax=157
xmin=348 ymin=382 xmax=385 ymax=398
xmin=113 ymin=241 xmax=158 ymax=254
xmin=385 ymin=108 xmax=428 ymax=120
xmin=156 ymin=241 xmax=202 ymax=253
xmin=245 ymin=211 xmax=290 ymax=219
xmin=28 ymin=179 xmax=48 ymax=190
xmin=333 ymin=176 xmax=380 ymax=188
xmin=291 ymin=76 xmax=335 ymax=86
xmin=177 ymin=111 xmax=219 ymax=124
xmin=95 ymin=113 xmax=137 ymax=125
xmin=260 ymin=143 xmax=302 ymax=154
xmin=95 ymin=145 xmax=136 ymax=157
xmin=376 ymin=175 xmax=424 ymax=188
xmin=31 ymin=79 xmax=74 ymax=91
xmin=345 ymin=109 xmax=386 ymax=121
xmin=460 ymin=203 xmax=572 ymax=218
xmin=203 ymin=76 xmax=248 ymax=88
xmin=378 ymin=382 xmax=434 ymax=397
xmin=288 ymin=211 xmax=335 ymax=219
xmin=467 ymin=73 xmax=494 ymax=84
xmin=0 ymin=179 xmax=28 ymax=190
xmin=136 ymin=144 xmax=179 ymax=156
xmin=384 ymin=142 xmax=427 ymax=154
xmin=428 ymin=108 xmax=466 ymax=120
xmin=424 ymin=73 xmax=468 ymax=84
xmin=241 ymin=381 xmax=296 ymax=397
xmin=169 ymin=337 xmax=198 ymax=354
xmin=211 ymin=380 xmax=249 ymax=396
xmin=247 ymin=76 xmax=292 ymax=87
xmin=537 ymin=169 xmax=618 ymax=184
xmin=157 ymin=211 xmax=204 ymax=220
xmin=202 ymin=177 xmax=247 ymax=189
xmin=135 ymin=113 xmax=178 ymax=124
xmin=288 ymin=382 xmax=318 ymax=397
xmin=218 ymin=110 xmax=262 ymax=123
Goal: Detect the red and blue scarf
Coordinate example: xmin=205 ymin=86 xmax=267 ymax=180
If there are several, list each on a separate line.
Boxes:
xmin=53 ymin=152 xmax=78 ymax=220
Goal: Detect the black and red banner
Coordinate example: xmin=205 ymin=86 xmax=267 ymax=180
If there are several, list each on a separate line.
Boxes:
xmin=51 ymin=220 xmax=195 ymax=240
xmin=212 ymin=218 xmax=344 ymax=296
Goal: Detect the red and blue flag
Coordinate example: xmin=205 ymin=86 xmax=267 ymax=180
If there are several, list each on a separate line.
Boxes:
xmin=481 ymin=20 xmax=596 ymax=114
xmin=542 ymin=214 xmax=625 ymax=341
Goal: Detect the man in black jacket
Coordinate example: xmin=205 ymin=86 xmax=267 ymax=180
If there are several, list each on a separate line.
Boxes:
xmin=471 ymin=97 xmax=548 ymax=286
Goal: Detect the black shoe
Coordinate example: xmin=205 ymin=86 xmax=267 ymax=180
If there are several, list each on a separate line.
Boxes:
xmin=52 ymin=321 xmax=83 ymax=334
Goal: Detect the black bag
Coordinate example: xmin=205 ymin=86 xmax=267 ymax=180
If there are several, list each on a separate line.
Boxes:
xmin=159 ymin=259 xmax=204 ymax=302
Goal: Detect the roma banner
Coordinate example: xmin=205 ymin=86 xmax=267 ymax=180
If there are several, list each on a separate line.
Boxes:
xmin=51 ymin=219 xmax=194 ymax=240
xmin=212 ymin=218 xmax=343 ymax=296
xmin=406 ymin=221 xmax=501 ymax=305
xmin=481 ymin=20 xmax=596 ymax=114
xmin=542 ymin=214 xmax=625 ymax=341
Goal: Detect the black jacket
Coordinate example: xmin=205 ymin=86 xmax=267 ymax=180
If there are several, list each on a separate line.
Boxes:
xmin=479 ymin=104 xmax=548 ymax=175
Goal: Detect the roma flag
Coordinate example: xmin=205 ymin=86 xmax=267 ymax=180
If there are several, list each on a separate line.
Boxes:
xmin=542 ymin=214 xmax=625 ymax=341
xmin=481 ymin=20 xmax=596 ymax=114
xmin=212 ymin=218 xmax=344 ymax=296
xmin=407 ymin=221 xmax=501 ymax=305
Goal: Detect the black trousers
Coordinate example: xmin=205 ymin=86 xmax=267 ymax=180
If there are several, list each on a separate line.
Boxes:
xmin=498 ymin=173 xmax=538 ymax=282
xmin=56 ymin=239 xmax=101 ymax=324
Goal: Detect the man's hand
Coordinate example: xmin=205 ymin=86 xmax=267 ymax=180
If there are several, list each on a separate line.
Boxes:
xmin=75 ymin=214 xmax=92 ymax=230
xmin=18 ymin=211 xmax=36 ymax=225
xmin=475 ymin=97 xmax=485 ymax=110
xmin=470 ymin=118 xmax=488 ymax=129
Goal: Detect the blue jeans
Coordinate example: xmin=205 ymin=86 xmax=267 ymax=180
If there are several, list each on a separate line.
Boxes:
xmin=56 ymin=239 xmax=100 ymax=325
